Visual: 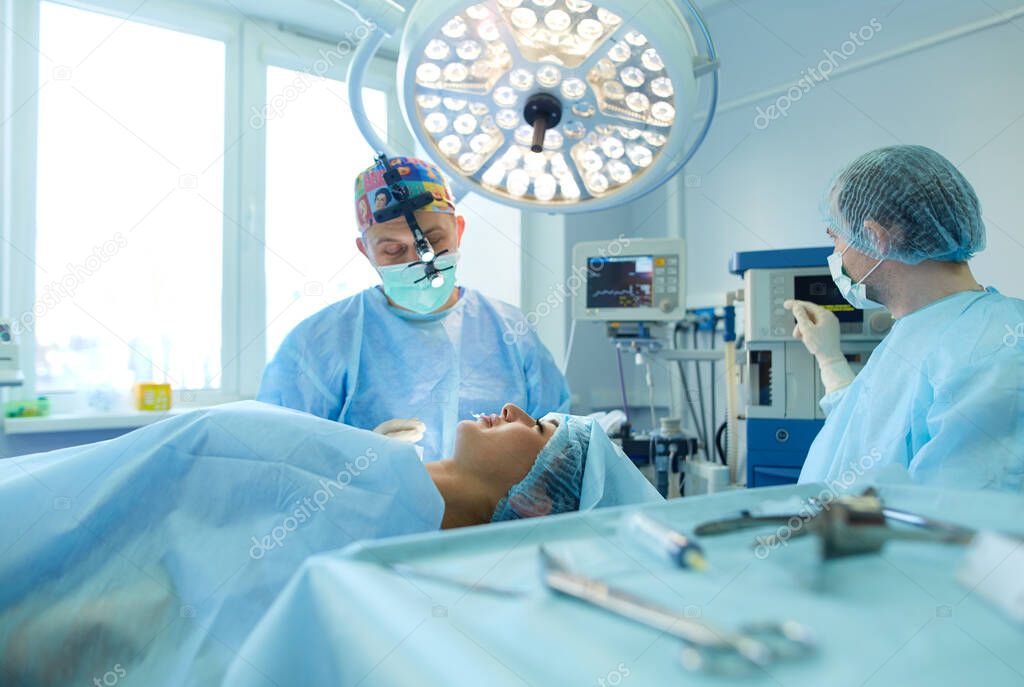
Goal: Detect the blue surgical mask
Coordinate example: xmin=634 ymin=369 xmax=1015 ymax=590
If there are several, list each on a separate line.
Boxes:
xmin=377 ymin=252 xmax=459 ymax=314
xmin=828 ymin=247 xmax=884 ymax=310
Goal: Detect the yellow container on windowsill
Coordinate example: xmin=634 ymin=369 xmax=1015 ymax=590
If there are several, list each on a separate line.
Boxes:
xmin=133 ymin=383 xmax=172 ymax=411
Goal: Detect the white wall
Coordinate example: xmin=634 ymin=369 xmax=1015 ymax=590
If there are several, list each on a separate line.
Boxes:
xmin=456 ymin=193 xmax=522 ymax=307
xmin=684 ymin=0 xmax=1024 ymax=307
xmin=521 ymin=179 xmax=685 ymax=422
xmin=520 ymin=0 xmax=1024 ymax=428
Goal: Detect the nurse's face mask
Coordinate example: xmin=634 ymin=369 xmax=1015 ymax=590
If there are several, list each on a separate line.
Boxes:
xmin=828 ymin=244 xmax=884 ymax=310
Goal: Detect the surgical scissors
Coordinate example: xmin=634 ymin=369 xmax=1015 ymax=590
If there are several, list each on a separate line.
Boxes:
xmin=538 ymin=547 xmax=815 ymax=674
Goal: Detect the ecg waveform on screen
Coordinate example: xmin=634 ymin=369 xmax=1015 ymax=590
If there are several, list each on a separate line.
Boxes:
xmin=586 ymin=258 xmax=654 ymax=308
xmin=591 ymin=285 xmax=650 ymax=307
xmin=592 ymin=288 xmax=640 ymax=298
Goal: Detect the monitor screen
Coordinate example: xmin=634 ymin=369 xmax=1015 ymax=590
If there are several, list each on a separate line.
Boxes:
xmin=793 ymin=275 xmax=864 ymax=323
xmin=586 ymin=255 xmax=654 ymax=308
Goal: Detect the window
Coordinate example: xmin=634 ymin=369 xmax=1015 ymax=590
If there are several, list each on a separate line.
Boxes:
xmin=34 ymin=2 xmax=225 ymax=392
xmin=5 ymin=0 xmax=515 ymax=413
xmin=263 ymin=67 xmax=386 ymax=358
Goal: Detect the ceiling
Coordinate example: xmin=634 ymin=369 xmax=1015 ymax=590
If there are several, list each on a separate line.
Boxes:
xmin=190 ymin=0 xmax=414 ymax=55
xmin=186 ymin=0 xmax=734 ymax=58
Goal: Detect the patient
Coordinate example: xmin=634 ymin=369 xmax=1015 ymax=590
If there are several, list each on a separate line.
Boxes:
xmin=428 ymin=403 xmax=620 ymax=527
xmin=0 ymin=400 xmax=656 ymax=686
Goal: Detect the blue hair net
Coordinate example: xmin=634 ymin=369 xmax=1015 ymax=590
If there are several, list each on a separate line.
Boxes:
xmin=491 ymin=414 xmax=589 ymax=521
xmin=824 ymin=145 xmax=985 ymax=264
xmin=490 ymin=414 xmax=663 ymax=521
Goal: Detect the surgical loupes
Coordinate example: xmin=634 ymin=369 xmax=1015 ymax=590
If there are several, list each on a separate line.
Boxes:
xmin=372 ymin=152 xmax=453 ymax=288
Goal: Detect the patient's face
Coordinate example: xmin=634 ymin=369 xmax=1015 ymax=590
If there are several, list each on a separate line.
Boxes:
xmin=452 ymin=403 xmax=560 ymax=491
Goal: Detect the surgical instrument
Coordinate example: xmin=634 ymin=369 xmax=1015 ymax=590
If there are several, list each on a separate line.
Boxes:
xmin=386 ymin=563 xmax=527 ymax=598
xmin=538 ymin=547 xmax=815 ymax=674
xmin=620 ymin=512 xmax=707 ymax=570
xmin=694 ymin=489 xmax=976 ymax=559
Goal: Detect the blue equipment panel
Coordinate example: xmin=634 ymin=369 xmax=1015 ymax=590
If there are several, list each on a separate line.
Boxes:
xmin=746 ymin=418 xmax=824 ymax=487
xmin=729 ymin=247 xmax=833 ymax=276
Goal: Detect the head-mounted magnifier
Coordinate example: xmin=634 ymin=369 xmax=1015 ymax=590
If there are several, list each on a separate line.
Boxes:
xmin=371 ymin=152 xmax=455 ymax=288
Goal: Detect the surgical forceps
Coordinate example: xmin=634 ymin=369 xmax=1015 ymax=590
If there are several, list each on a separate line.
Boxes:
xmin=538 ymin=547 xmax=815 ymax=674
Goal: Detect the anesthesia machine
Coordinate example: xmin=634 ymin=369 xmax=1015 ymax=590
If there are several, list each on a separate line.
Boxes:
xmin=731 ymin=248 xmax=893 ymax=487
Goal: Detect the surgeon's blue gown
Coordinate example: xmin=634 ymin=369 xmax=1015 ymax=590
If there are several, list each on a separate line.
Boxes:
xmin=800 ymin=288 xmax=1024 ymax=491
xmin=0 ymin=402 xmax=443 ymax=686
xmin=257 ymin=287 xmax=571 ymax=461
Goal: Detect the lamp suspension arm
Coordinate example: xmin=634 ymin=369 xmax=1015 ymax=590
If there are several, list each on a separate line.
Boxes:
xmin=345 ymin=28 xmax=394 ymax=158
xmin=330 ymin=0 xmax=405 ymax=35
xmin=337 ymin=0 xmax=406 ymax=158
xmin=338 ymin=1 xmax=473 ymax=203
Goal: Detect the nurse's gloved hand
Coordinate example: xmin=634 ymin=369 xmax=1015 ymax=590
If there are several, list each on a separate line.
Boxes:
xmin=784 ymin=300 xmax=856 ymax=395
xmin=373 ymin=419 xmax=426 ymax=443
xmin=784 ymin=300 xmax=842 ymax=358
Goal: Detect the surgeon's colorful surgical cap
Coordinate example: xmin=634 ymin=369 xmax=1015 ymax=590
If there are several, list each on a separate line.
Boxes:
xmin=353 ymin=156 xmax=455 ymax=234
xmin=491 ymin=414 xmax=589 ymax=522
xmin=823 ymin=145 xmax=985 ymax=265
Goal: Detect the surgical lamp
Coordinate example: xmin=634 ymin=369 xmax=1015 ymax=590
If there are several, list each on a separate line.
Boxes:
xmin=340 ymin=0 xmax=718 ymax=212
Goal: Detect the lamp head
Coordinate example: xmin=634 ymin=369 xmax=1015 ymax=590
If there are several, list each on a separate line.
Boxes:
xmin=395 ymin=0 xmax=717 ymax=212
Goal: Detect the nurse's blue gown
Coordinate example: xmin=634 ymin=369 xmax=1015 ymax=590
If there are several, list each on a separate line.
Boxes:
xmin=800 ymin=288 xmax=1024 ymax=491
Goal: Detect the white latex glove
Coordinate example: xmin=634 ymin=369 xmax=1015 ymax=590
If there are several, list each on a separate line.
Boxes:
xmin=784 ymin=299 xmax=856 ymax=395
xmin=372 ymin=418 xmax=426 ymax=443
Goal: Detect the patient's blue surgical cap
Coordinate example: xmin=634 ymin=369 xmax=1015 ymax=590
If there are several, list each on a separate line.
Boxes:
xmin=492 ymin=415 xmax=589 ymax=521
xmin=824 ymin=145 xmax=985 ymax=264
xmin=490 ymin=414 xmax=662 ymax=521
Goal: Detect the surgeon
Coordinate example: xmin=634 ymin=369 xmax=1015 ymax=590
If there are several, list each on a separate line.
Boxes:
xmin=785 ymin=145 xmax=1024 ymax=492
xmin=257 ymin=154 xmax=570 ymax=460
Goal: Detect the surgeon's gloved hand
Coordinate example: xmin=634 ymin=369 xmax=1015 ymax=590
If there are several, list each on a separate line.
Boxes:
xmin=784 ymin=299 xmax=856 ymax=395
xmin=373 ymin=418 xmax=426 ymax=443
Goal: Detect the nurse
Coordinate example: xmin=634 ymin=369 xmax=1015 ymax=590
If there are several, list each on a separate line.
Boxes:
xmin=786 ymin=145 xmax=1024 ymax=491
xmin=257 ymin=154 xmax=570 ymax=460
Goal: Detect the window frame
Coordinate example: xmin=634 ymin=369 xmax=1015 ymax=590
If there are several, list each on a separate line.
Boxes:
xmin=238 ymin=23 xmax=402 ymax=398
xmin=0 ymin=0 xmax=402 ymax=407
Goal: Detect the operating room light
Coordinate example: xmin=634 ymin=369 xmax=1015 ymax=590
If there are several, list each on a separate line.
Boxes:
xmin=342 ymin=0 xmax=718 ymax=213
